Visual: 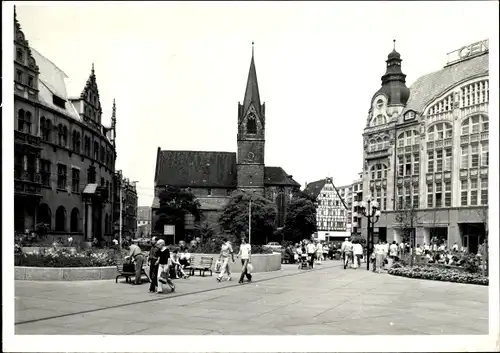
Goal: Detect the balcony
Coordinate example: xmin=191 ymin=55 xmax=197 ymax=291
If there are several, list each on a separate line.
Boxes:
xmin=14 ymin=130 xmax=42 ymax=150
xmin=460 ymin=136 xmax=469 ymax=145
xmin=435 ymin=173 xmax=442 ymax=181
xmin=470 ymin=169 xmax=478 ymax=178
xmin=470 ymin=134 xmax=480 ymax=143
xmin=14 ymin=171 xmax=42 ymax=197
xmin=444 ymin=172 xmax=452 ymax=180
xmin=460 ymin=169 xmax=468 ymax=179
xmin=481 ymin=131 xmax=489 ymax=140
xmin=426 ymin=173 xmax=433 ymax=182
xmin=480 ymin=167 xmax=488 ymax=176
xmin=365 ymin=148 xmax=391 ymax=160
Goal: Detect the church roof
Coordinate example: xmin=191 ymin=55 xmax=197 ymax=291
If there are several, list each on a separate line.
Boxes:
xmin=155 ymin=150 xmax=237 ymax=188
xmin=264 ymin=167 xmax=300 ymax=187
xmin=403 ymin=52 xmax=489 ymax=114
xmin=154 ymin=149 xmax=300 ymax=189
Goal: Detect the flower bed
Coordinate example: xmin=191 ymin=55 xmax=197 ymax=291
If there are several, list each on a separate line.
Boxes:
xmin=388 ymin=265 xmax=488 ymax=286
xmin=14 ymin=247 xmax=124 ymax=268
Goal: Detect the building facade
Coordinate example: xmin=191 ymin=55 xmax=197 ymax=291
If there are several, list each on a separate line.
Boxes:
xmin=112 ymin=171 xmax=138 ymax=239
xmin=337 ymin=184 xmax=353 ymax=233
xmin=14 ymin=10 xmax=117 ymax=242
xmin=152 ymin=48 xmax=300 ymax=238
xmin=361 ymin=39 xmax=489 ymax=253
xmin=350 ymin=172 xmax=364 ymax=235
xmin=136 ymin=206 xmax=152 ymax=238
xmin=303 ymin=178 xmax=350 ymax=241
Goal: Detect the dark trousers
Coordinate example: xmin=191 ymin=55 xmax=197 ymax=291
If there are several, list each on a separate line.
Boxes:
xmin=134 ymin=255 xmax=144 ymax=284
xmin=308 ymin=253 xmax=315 ymax=268
xmin=149 ymin=262 xmax=158 ymax=291
xmin=239 ymin=259 xmax=252 ymax=282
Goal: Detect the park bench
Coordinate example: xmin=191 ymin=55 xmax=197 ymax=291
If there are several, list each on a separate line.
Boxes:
xmin=115 ymin=256 xmax=151 ymax=284
xmin=186 ymin=256 xmax=214 ymax=277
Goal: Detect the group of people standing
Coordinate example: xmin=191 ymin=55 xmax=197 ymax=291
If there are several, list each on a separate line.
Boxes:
xmin=216 ymin=237 xmax=253 ymax=284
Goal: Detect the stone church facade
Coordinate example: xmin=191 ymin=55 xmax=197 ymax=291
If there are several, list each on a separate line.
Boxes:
xmin=152 ymin=49 xmax=300 ymax=236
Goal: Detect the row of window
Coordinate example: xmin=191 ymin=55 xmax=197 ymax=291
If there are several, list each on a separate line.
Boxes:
xmin=427 ymin=81 xmax=489 ymax=115
xmin=397 ymin=130 xmax=420 ymax=147
xmin=40 ymin=160 xmax=110 ymax=195
xmin=368 ymin=136 xmax=390 ymax=151
xmin=461 ymin=177 xmax=488 ymax=206
xmin=41 ymin=204 xmax=112 ymax=234
xmin=370 ymin=164 xmax=388 ymax=180
xmin=398 ymin=153 xmax=420 ymax=176
xmin=318 ymin=222 xmax=347 ymax=230
xmin=461 ymin=142 xmax=489 ymax=169
xmin=427 ymin=148 xmax=452 ymax=173
xmin=462 ymin=115 xmax=488 ymax=135
xmin=15 ymin=69 xmax=35 ymax=88
xmin=317 ymin=208 xmax=345 ymax=216
xmin=37 ymin=114 xmax=114 ymax=168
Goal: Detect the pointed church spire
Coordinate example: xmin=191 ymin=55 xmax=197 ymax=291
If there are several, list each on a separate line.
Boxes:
xmin=91 ymin=63 xmax=95 ymax=76
xmin=111 ymin=99 xmax=117 ymax=147
xmin=393 ymin=38 xmax=396 ymax=51
xmin=242 ymin=41 xmax=261 ymax=115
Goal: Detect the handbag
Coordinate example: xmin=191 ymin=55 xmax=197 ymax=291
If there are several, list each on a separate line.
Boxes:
xmin=247 ymin=263 xmax=253 ymax=274
xmin=215 ymin=259 xmax=222 ymax=272
xmin=123 ymin=263 xmax=135 ymax=273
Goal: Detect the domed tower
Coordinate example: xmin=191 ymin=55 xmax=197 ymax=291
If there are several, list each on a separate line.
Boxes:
xmin=369 ymin=40 xmax=410 ymax=125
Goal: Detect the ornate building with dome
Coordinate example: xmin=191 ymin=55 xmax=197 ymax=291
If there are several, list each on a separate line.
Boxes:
xmin=360 ymin=40 xmax=489 ymax=253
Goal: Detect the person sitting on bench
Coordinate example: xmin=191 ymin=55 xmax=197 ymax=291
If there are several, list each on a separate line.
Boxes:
xmin=171 ymin=249 xmax=189 ymax=279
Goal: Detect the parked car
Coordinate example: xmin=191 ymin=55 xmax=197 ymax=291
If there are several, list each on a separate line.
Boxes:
xmin=264 ymin=242 xmax=282 ymax=252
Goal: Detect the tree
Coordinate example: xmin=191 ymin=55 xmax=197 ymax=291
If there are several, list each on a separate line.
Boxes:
xmin=394 ymin=202 xmax=420 ymax=265
xmin=282 ymin=194 xmax=317 ymax=245
xmin=154 ymin=186 xmax=202 ymax=244
xmin=218 ymin=191 xmax=276 ymax=245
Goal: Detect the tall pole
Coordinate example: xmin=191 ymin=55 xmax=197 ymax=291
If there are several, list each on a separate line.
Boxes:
xmin=366 ymin=199 xmax=371 ymax=271
xmin=119 ymin=184 xmax=123 ymax=249
xmin=248 ymin=197 xmax=252 ymax=244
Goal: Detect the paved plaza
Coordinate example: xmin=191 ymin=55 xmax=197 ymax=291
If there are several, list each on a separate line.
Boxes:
xmin=15 ymin=262 xmax=488 ymax=335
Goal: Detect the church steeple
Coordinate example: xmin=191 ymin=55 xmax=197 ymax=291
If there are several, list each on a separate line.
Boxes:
xmin=111 ymin=98 xmax=117 ymax=147
xmin=242 ymin=41 xmax=262 ymax=117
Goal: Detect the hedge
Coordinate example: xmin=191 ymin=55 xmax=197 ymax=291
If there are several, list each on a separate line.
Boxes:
xmin=388 ymin=265 xmax=488 ymax=286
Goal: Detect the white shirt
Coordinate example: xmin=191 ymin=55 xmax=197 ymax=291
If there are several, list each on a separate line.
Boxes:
xmin=384 ymin=244 xmax=390 ymax=254
xmin=306 ymin=243 xmax=316 ymax=254
xmin=316 ymin=244 xmax=323 ymax=253
xmin=452 ymin=244 xmax=458 ymax=251
xmin=353 ymin=244 xmax=363 ymax=255
xmin=239 ymin=244 xmax=251 ymax=260
xmin=375 ymin=244 xmax=385 ymax=255
xmin=113 ymin=239 xmax=119 ymax=245
xmin=423 ymin=244 xmax=430 ymax=250
xmin=389 ymin=244 xmax=398 ymax=256
xmin=415 ymin=247 xmax=423 ymax=256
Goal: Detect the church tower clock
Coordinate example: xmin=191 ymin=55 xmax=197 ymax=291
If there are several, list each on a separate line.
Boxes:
xmin=237 ymin=43 xmax=265 ymax=196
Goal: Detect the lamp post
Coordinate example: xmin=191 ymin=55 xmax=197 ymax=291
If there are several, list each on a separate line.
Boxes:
xmin=359 ymin=196 xmax=381 ymax=271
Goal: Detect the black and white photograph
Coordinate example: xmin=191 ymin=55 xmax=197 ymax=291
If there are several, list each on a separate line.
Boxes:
xmin=2 ymin=1 xmax=499 ymax=352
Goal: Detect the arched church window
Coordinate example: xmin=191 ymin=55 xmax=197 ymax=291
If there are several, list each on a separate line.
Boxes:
xmin=246 ymin=114 xmax=257 ymax=134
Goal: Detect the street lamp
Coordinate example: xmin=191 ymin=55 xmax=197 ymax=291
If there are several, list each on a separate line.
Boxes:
xmin=240 ymin=189 xmax=255 ymax=244
xmin=359 ymin=196 xmax=381 ymax=271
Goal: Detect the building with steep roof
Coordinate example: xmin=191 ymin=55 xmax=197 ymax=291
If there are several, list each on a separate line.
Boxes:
xmin=13 ymin=9 xmax=119 ymax=243
xmin=153 ymin=47 xmax=300 ymax=237
xmin=303 ymin=178 xmax=350 ymax=241
xmin=361 ymin=39 xmax=489 ymax=254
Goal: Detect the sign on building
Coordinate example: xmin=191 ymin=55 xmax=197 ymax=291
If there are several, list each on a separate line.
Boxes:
xmin=446 ymin=39 xmax=489 ymax=66
xmin=164 ymin=225 xmax=175 ymax=235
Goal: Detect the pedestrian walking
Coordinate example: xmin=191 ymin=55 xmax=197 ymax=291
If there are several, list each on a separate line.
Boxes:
xmin=352 ymin=240 xmax=363 ymax=269
xmin=148 ymin=237 xmax=159 ymax=293
xmin=237 ymin=237 xmax=252 ymax=284
xmin=374 ymin=241 xmax=385 ymax=274
xmin=156 ymin=239 xmax=175 ymax=293
xmin=306 ymin=240 xmax=317 ymax=269
xmin=341 ymin=238 xmax=353 ymax=269
xmin=217 ymin=238 xmax=235 ymax=282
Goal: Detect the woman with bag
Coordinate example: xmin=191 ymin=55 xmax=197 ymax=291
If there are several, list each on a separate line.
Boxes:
xmin=156 ymin=239 xmax=175 ymax=293
xmin=237 ymin=237 xmax=252 ymax=284
xmin=148 ymin=237 xmax=159 ymax=293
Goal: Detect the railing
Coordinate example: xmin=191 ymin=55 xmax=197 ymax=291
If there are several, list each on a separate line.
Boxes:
xmin=14 ymin=130 xmax=42 ymax=148
xmin=470 ymin=134 xmax=479 ymax=143
xmin=444 ymin=172 xmax=452 ymax=180
xmin=480 ymin=167 xmax=488 ymax=176
xmin=444 ymin=138 xmax=453 ymax=147
xmin=460 ymin=169 xmax=468 ymax=179
xmin=460 ymin=136 xmax=469 ymax=145
xmin=365 ymin=149 xmax=390 ymax=159
xmin=14 ymin=170 xmax=41 ymax=183
xmin=481 ymin=132 xmax=489 ymax=140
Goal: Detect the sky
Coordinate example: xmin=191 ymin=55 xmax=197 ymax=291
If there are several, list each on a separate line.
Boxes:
xmin=14 ymin=1 xmax=497 ymax=207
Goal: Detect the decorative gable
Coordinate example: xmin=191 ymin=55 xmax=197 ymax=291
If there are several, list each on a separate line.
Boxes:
xmin=78 ymin=65 xmax=103 ymax=125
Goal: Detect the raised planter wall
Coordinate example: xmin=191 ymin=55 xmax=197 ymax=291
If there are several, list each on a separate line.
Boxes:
xmin=190 ymin=252 xmax=282 ymax=274
xmin=14 ymin=253 xmax=281 ymax=281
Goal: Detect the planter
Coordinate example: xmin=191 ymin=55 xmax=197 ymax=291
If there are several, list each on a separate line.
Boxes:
xmin=15 ymin=266 xmax=117 ymax=281
xmin=14 ymin=253 xmax=281 ymax=281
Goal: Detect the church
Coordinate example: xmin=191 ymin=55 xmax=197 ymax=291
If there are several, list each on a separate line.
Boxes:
xmin=152 ymin=46 xmax=300 ymax=236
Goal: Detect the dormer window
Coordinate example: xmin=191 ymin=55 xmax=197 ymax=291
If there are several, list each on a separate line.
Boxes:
xmin=404 ymin=111 xmax=416 ymax=121
xmin=53 ymin=95 xmax=66 ymax=109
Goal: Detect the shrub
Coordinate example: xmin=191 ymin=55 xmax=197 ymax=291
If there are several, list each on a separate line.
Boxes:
xmin=388 ymin=265 xmax=488 ymax=286
xmin=15 ymin=248 xmax=119 ymax=267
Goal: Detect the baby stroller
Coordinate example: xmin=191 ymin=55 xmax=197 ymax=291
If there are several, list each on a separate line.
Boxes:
xmin=298 ymin=254 xmax=311 ymax=270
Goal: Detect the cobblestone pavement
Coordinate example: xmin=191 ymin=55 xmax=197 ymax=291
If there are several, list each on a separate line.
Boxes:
xmin=14 ymin=261 xmax=488 ymax=335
